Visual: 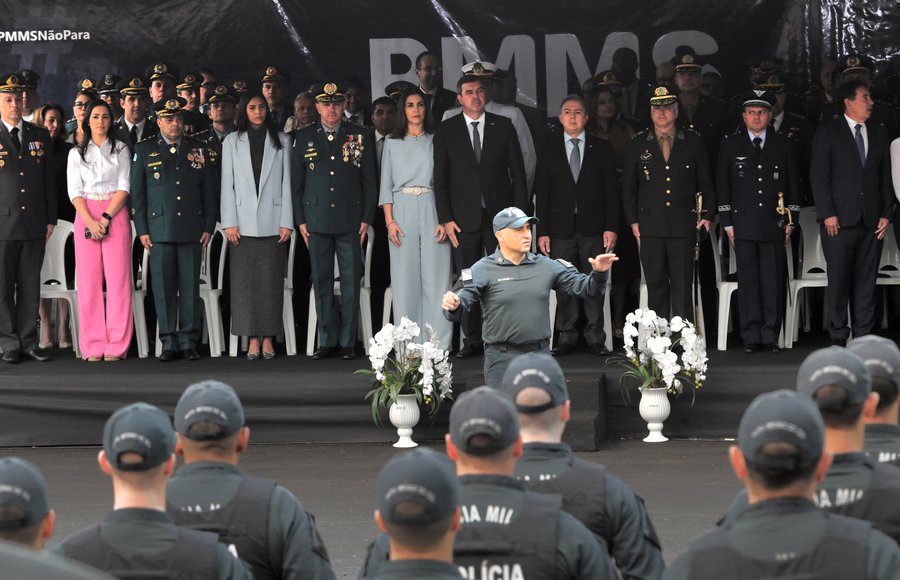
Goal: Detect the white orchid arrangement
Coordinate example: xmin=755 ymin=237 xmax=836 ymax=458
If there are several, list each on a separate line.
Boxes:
xmin=357 ymin=317 xmax=454 ymax=424
xmin=611 ymin=308 xmax=708 ymax=401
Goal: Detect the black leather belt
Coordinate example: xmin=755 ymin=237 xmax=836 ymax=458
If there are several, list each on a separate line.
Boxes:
xmin=487 ymin=340 xmax=549 ymax=353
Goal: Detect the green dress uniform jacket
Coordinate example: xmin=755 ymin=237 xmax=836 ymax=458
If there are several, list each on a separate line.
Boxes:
xmin=291 ymin=122 xmax=377 ymax=233
xmin=130 ymin=135 xmax=217 ymax=241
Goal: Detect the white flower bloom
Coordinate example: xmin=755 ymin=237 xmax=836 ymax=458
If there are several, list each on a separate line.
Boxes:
xmin=670 ymin=316 xmax=685 ymax=332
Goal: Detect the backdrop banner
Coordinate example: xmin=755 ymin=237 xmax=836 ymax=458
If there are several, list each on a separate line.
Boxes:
xmin=1 ymin=0 xmax=897 ymax=115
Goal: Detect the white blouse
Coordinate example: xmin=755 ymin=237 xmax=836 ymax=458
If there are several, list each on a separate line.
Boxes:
xmin=66 ymin=138 xmax=131 ymax=201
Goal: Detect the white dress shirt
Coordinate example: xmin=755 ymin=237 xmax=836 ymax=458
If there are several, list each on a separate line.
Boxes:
xmin=772 ymin=111 xmax=784 ymax=132
xmin=747 ymin=129 xmax=767 ymax=149
xmin=844 ymin=114 xmax=868 ymax=158
xmin=66 ymin=138 xmax=131 ymax=201
xmin=124 ymin=118 xmax=147 ymax=141
xmin=463 ymin=111 xmax=486 ymax=151
xmin=891 ymin=138 xmax=900 ymax=203
xmin=564 ymin=130 xmax=586 ymax=165
xmin=2 ymin=118 xmax=24 ymax=137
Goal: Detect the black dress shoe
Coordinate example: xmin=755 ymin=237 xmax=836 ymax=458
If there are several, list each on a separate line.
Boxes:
xmin=312 ymin=346 xmax=337 ymax=360
xmin=551 ymin=342 xmax=576 ymax=356
xmin=183 ymin=348 xmax=200 ymax=361
xmin=340 ymin=346 xmax=357 ymax=360
xmin=455 ymin=344 xmax=483 ymax=359
xmin=764 ymin=343 xmax=782 ymax=353
xmin=24 ymin=349 xmax=51 ymax=362
xmin=159 ymin=349 xmax=181 ymax=362
xmin=744 ymin=344 xmax=762 ymax=353
xmin=2 ymin=350 xmax=21 ymax=364
xmin=589 ymin=342 xmax=611 ymax=356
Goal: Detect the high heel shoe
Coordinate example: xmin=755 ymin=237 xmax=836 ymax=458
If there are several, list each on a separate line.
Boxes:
xmin=262 ymin=351 xmax=276 ymax=360
xmin=246 ymin=351 xmax=261 ymax=361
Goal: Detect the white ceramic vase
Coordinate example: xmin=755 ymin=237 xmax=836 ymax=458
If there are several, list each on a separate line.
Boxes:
xmin=639 ymin=387 xmax=670 ymax=443
xmin=389 ymin=393 xmax=420 ymax=448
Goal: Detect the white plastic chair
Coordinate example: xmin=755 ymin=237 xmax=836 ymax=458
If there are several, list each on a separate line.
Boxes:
xmin=228 ymin=229 xmax=297 ymax=356
xmin=40 ymin=221 xmax=80 ymax=358
xmin=876 ymin=227 xmax=900 ymax=328
xmin=784 ymin=208 xmax=828 ymax=347
xmin=306 ymin=230 xmax=375 ymax=355
xmin=130 ymin=222 xmax=149 ymax=358
xmin=155 ymin=227 xmax=226 ymax=357
xmin=709 ymin=224 xmax=737 ymax=351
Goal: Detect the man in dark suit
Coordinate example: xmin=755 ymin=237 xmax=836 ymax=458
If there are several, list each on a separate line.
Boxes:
xmin=131 ymin=98 xmax=217 ymax=361
xmin=535 ymin=95 xmax=619 ymax=356
xmin=623 ymin=86 xmax=715 ymax=323
xmin=415 ymin=51 xmax=457 ymax=123
xmin=434 ymin=74 xmax=528 ymax=358
xmin=292 ymin=82 xmax=378 ymax=360
xmin=113 ymin=76 xmax=158 ymax=154
xmin=0 ymin=73 xmax=56 ymax=363
xmin=718 ymin=91 xmax=800 ymax=353
xmin=810 ymin=80 xmax=894 ymax=345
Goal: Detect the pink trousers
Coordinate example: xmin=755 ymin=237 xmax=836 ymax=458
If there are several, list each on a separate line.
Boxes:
xmin=74 ymin=198 xmax=133 ymax=358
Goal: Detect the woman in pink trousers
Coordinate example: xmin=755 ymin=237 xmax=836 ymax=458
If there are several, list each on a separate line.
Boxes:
xmin=66 ymin=100 xmax=133 ymax=361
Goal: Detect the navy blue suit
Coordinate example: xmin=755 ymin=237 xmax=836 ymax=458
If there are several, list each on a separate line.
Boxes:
xmin=810 ymin=116 xmax=894 ymax=340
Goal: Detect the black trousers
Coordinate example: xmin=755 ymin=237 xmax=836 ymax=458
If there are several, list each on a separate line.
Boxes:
xmin=149 ymin=241 xmax=202 ymax=351
xmin=639 ymin=236 xmax=694 ymax=322
xmin=0 ymin=239 xmax=45 ymax=352
xmin=735 ymin=238 xmax=786 ymax=346
xmin=452 ymin=210 xmax=494 ymax=348
xmin=820 ymin=223 xmax=881 ymax=340
xmin=309 ymin=231 xmax=362 ymax=348
xmin=551 ymin=233 xmax=606 ymax=346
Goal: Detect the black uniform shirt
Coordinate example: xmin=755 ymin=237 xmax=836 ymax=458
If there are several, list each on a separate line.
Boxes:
xmin=516 ymin=443 xmax=665 ymax=580
xmin=865 ymin=423 xmax=900 ymax=467
xmin=53 ymin=508 xmax=251 ymax=580
xmin=167 ymin=461 xmax=335 ymax=580
xmin=366 ymin=559 xmax=462 ymax=579
xmin=665 ymin=498 xmax=900 ymax=580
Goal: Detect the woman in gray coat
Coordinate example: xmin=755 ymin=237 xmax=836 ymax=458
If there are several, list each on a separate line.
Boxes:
xmin=220 ymin=90 xmax=293 ymax=359
xmin=379 ymin=89 xmax=452 ymax=349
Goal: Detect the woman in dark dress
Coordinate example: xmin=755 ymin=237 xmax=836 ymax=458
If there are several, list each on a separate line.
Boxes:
xmin=220 ymin=91 xmax=293 ymax=359
xmin=33 ymin=103 xmax=75 ymax=349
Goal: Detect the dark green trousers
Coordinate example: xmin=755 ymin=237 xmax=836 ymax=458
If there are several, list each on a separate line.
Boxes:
xmin=309 ymin=232 xmax=361 ymax=348
xmin=150 ymin=241 xmax=202 ymax=351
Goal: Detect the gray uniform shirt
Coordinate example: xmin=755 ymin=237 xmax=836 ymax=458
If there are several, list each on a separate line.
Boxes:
xmin=664 ymin=498 xmax=900 ymax=580
xmin=166 ymin=461 xmax=335 ymax=580
xmin=865 ymin=423 xmax=900 ymax=467
xmin=444 ymin=249 xmax=608 ymax=345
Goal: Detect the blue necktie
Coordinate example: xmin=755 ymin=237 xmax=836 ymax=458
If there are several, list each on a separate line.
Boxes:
xmin=855 ymin=124 xmax=865 ymax=164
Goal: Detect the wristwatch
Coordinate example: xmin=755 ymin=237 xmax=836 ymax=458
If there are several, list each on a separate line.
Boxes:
xmin=101 ymin=212 xmax=113 ymax=221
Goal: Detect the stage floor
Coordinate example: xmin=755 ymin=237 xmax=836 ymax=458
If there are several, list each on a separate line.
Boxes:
xmin=0 ymin=333 xmax=848 ymax=447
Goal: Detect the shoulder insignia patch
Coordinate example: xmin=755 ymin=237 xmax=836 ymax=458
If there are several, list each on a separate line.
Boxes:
xmin=461 ymin=268 xmax=474 ymax=287
xmin=556 ymin=258 xmax=575 ymax=269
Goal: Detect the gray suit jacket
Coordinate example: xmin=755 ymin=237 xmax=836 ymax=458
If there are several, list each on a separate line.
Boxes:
xmin=219 ymin=130 xmax=294 ymax=236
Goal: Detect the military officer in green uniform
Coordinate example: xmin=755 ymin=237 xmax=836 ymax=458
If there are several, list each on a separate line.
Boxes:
xmin=131 ymin=97 xmax=217 ymax=361
xmin=622 ymin=86 xmax=715 ymax=323
xmin=175 ymin=72 xmax=212 ymax=137
xmin=292 ymin=82 xmax=377 ymax=360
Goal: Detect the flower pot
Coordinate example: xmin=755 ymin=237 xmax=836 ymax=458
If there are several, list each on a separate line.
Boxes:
xmin=389 ymin=393 xmax=421 ymax=448
xmin=639 ymin=387 xmax=670 ymax=443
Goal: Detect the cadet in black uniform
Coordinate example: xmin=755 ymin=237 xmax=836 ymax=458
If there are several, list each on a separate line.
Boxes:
xmin=847 ymin=335 xmax=900 ymax=468
xmin=367 ymin=448 xmax=463 ymax=580
xmin=53 ymin=402 xmax=251 ymax=580
xmin=442 ymin=207 xmax=617 ymax=386
xmin=665 ymin=389 xmax=900 ymax=579
xmin=725 ymin=347 xmax=900 ymax=544
xmin=0 ymin=457 xmax=55 ymax=549
xmin=167 ymin=380 xmax=336 ymax=580
xmin=622 ymin=86 xmax=715 ymax=323
xmin=717 ymin=90 xmax=800 ymax=352
xmin=499 ymin=353 xmax=665 ymax=580
xmin=671 ymin=49 xmax=729 ymax=164
xmin=360 ymin=386 xmax=615 ymax=579
xmin=0 ymin=541 xmax=115 ymax=580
